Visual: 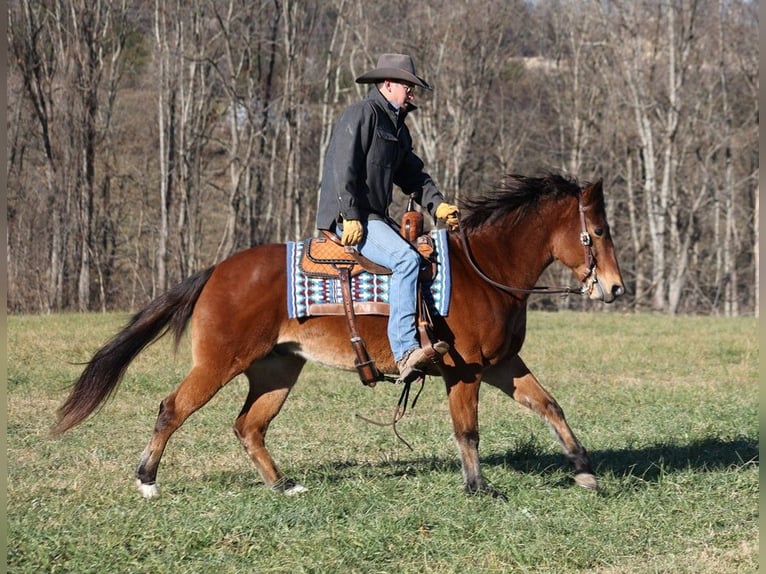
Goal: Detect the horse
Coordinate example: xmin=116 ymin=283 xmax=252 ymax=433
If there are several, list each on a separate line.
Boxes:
xmin=53 ymin=173 xmax=625 ymax=499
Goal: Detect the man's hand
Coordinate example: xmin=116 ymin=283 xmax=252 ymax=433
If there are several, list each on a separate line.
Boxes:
xmin=435 ymin=202 xmax=460 ymax=231
xmin=340 ymin=219 xmax=364 ymax=246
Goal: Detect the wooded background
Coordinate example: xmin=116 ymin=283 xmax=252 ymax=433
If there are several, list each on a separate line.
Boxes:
xmin=7 ymin=0 xmax=759 ymax=315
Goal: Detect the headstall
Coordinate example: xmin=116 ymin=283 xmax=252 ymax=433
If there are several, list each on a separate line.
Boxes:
xmin=458 ymin=193 xmax=602 ymax=298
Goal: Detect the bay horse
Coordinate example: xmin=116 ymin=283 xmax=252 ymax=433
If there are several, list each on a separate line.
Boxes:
xmin=53 ymin=173 xmax=625 ymax=499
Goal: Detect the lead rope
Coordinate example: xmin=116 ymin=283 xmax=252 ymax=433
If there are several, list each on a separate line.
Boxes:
xmin=355 ymin=376 xmax=426 ymax=451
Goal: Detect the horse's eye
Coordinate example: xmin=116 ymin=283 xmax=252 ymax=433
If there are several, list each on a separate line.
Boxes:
xmin=593 ymin=227 xmax=605 ymax=237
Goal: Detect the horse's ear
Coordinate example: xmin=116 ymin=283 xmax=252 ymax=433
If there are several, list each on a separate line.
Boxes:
xmin=583 ymin=179 xmax=604 ymax=206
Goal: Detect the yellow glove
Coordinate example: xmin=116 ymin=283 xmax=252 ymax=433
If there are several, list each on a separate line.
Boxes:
xmin=435 ymin=202 xmax=460 ymax=231
xmin=340 ymin=219 xmax=364 ymax=246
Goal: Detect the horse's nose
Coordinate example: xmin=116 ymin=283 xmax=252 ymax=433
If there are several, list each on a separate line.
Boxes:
xmin=612 ymin=283 xmax=625 ymax=298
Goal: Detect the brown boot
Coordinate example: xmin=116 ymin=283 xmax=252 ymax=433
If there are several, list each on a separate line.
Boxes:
xmin=432 ymin=341 xmax=450 ymax=355
xmin=396 ymin=341 xmax=450 ymax=383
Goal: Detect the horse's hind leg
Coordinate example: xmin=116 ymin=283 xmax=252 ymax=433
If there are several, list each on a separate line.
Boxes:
xmin=233 ymin=352 xmax=306 ymax=495
xmin=483 ymin=355 xmax=598 ymax=490
xmin=135 ymin=364 xmax=233 ymax=498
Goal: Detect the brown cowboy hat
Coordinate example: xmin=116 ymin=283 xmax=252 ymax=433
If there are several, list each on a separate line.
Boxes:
xmin=355 ymin=53 xmax=432 ymax=90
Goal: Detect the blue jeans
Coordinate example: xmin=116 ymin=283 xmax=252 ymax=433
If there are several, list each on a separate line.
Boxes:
xmin=351 ymin=219 xmax=421 ymax=362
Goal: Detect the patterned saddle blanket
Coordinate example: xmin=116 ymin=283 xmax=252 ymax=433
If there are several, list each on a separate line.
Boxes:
xmin=286 ymin=229 xmax=451 ymax=319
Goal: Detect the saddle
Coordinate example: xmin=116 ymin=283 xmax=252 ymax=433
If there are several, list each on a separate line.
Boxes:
xmin=302 ymin=204 xmax=440 ymax=386
xmin=300 ymin=231 xmax=392 ymax=278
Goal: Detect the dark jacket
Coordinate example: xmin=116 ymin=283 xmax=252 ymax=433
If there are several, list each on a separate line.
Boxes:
xmin=317 ymin=87 xmax=444 ymax=231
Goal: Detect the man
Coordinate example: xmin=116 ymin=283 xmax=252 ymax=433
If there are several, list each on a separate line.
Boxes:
xmin=317 ymin=53 xmax=459 ymax=382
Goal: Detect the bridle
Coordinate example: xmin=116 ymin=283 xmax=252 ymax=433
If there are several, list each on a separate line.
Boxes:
xmin=457 ymin=193 xmax=604 ymax=299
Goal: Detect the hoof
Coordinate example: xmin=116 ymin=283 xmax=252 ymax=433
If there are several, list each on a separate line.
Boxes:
xmin=271 ymin=478 xmax=308 ymax=496
xmin=466 ymin=480 xmax=508 ymax=501
xmin=574 ymin=472 xmax=599 ymax=490
xmin=284 ymin=483 xmax=308 ymax=496
xmin=136 ymin=479 xmax=160 ymax=499
xmin=483 ymin=486 xmax=508 ymax=501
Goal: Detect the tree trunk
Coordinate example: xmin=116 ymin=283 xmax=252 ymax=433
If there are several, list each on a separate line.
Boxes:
xmin=718 ymin=0 xmax=738 ymax=317
xmin=154 ymin=0 xmax=179 ymax=295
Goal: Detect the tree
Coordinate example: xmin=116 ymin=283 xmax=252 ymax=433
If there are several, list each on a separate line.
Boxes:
xmin=599 ymin=0 xmax=703 ymax=314
xmin=9 ymin=0 xmax=128 ymax=311
xmin=6 ymin=0 xmax=758 ymax=315
xmin=10 ymin=0 xmax=69 ymax=311
xmin=68 ymin=0 xmax=128 ymax=311
xmin=208 ymin=0 xmax=261 ymax=259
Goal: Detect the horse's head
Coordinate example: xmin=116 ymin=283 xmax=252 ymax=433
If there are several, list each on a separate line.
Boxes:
xmin=554 ymin=179 xmax=625 ymax=303
xmin=458 ymin=173 xmax=625 ymax=303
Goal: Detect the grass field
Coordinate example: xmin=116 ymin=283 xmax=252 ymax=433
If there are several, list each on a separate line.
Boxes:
xmin=7 ymin=311 xmax=758 ymax=573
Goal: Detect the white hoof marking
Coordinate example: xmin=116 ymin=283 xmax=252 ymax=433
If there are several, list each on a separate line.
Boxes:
xmin=284 ymin=483 xmax=308 ymax=496
xmin=136 ymin=479 xmax=160 ymax=498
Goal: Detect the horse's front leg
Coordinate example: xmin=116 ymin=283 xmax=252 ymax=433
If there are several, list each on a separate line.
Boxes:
xmin=446 ymin=378 xmax=507 ymax=499
xmin=482 ymin=354 xmax=597 ymax=489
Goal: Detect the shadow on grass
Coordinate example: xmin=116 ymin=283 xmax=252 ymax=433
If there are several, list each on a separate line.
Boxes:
xmin=203 ymin=435 xmax=758 ymax=492
xmin=484 ymin=435 xmax=759 ymax=482
xmin=313 ymin=435 xmax=758 ymax=480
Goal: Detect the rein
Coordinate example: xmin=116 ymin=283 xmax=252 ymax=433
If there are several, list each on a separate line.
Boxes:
xmin=355 ymin=377 xmax=425 ymax=451
xmin=457 ymin=194 xmax=598 ymax=298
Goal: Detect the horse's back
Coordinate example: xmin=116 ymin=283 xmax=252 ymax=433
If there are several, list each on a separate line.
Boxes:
xmin=203 ymin=241 xmax=285 ymax=294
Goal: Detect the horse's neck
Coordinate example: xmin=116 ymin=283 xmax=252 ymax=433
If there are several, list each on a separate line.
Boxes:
xmin=460 ymin=218 xmax=554 ymax=291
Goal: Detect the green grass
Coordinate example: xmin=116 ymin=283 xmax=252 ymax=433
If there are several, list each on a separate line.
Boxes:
xmin=7 ymin=311 xmax=758 ymax=573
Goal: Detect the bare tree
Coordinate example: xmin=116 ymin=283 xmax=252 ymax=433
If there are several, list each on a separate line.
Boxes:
xmin=209 ymin=0 xmax=260 ymax=259
xmin=174 ymin=2 xmax=221 ymax=278
xmin=716 ymin=0 xmax=737 ymax=315
xmin=407 ymin=0 xmax=527 ymax=202
xmin=278 ymin=0 xmax=319 ymax=241
xmin=711 ymin=0 xmax=758 ymax=316
xmin=599 ymin=0 xmax=703 ymax=314
xmin=9 ymin=0 xmax=128 ymax=311
xmin=7 ymin=0 xmax=758 ymax=315
xmin=245 ymin=0 xmax=281 ymax=247
xmin=10 ymin=0 xmax=68 ymax=311
xmin=153 ymin=0 xmax=178 ymax=295
xmin=67 ymin=0 xmax=128 ymax=310
xmin=151 ymin=0 xmax=217 ymax=287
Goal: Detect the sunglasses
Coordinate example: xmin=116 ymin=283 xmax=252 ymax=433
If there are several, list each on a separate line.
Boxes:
xmin=389 ymin=81 xmax=415 ymax=94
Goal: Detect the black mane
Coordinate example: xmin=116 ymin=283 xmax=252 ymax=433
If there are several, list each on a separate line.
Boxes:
xmin=459 ymin=173 xmax=585 ymax=231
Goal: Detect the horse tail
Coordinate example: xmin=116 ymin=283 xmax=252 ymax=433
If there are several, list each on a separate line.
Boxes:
xmin=51 ymin=266 xmax=216 ymax=437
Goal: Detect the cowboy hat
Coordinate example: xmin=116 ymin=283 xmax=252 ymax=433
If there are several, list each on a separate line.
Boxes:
xmin=355 ymin=53 xmax=432 ymax=90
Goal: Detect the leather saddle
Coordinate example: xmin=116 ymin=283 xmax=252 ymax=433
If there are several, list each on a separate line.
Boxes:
xmin=299 ymin=210 xmax=440 ymax=387
xmin=300 ymin=231 xmax=392 ymax=278
xmin=301 ymin=230 xmax=436 ymax=284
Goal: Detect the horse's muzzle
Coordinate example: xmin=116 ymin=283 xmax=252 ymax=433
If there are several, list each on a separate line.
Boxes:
xmin=584 ymin=272 xmax=625 ymax=303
